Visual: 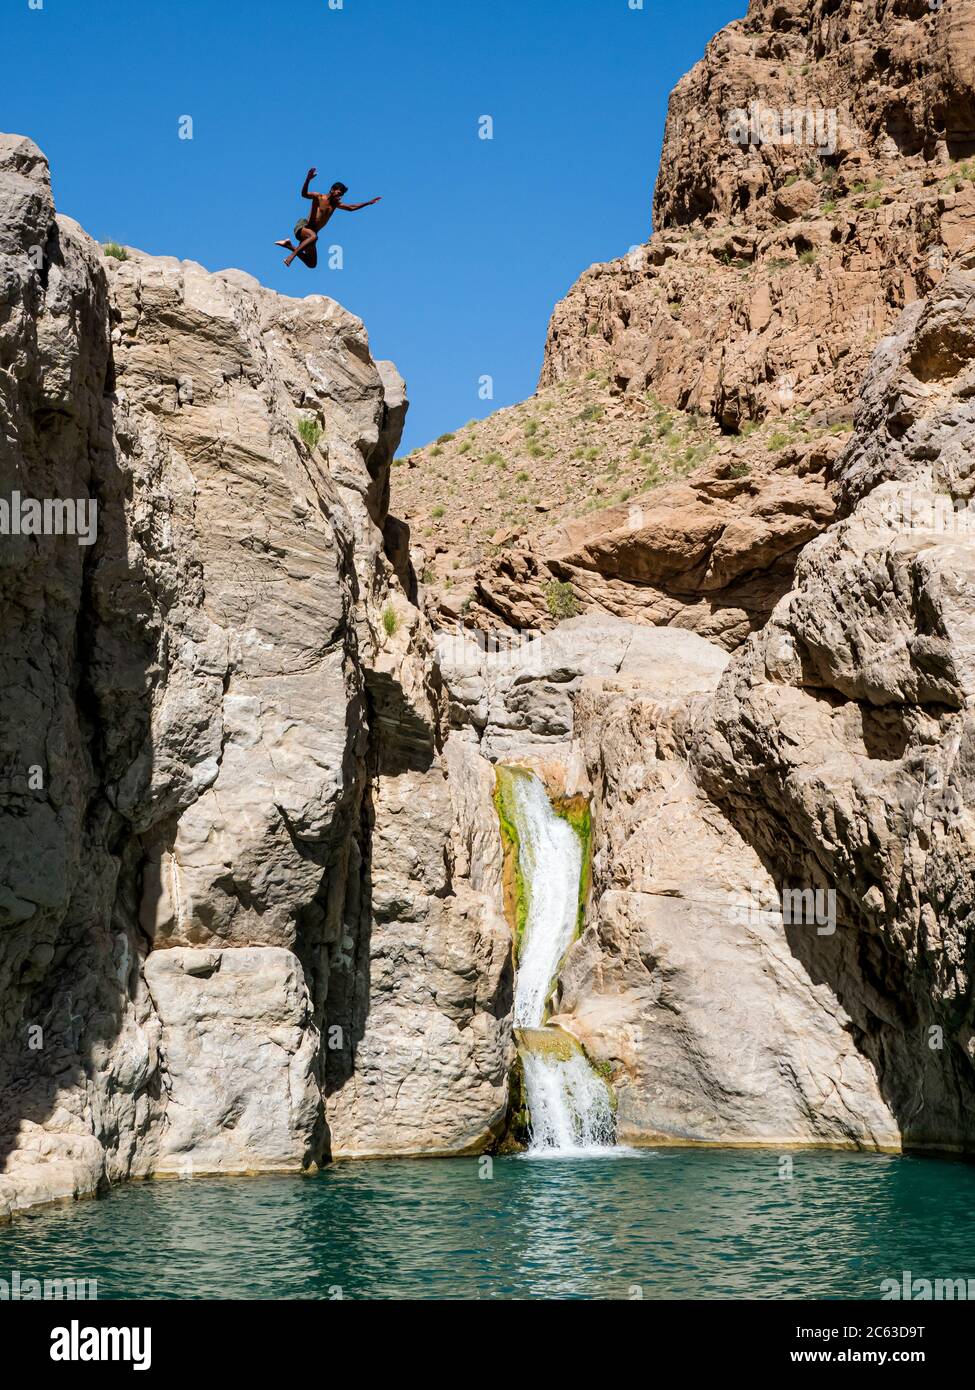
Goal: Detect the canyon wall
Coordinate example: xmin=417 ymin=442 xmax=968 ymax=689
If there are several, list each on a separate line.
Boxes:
xmin=550 ymin=248 xmax=975 ymax=1150
xmin=398 ymin=0 xmax=975 ymax=1150
xmin=0 ymin=133 xmax=511 ymax=1219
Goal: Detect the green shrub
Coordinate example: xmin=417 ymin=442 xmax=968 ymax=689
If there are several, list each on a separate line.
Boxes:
xmin=382 ymin=604 xmax=398 ymax=637
xmin=297 ymin=417 xmax=322 ymax=450
xmin=431 ymin=505 xmax=445 ymax=518
xmin=103 ymin=242 xmax=128 ymax=261
xmin=768 ymin=431 xmax=790 ymax=451
xmin=577 ymin=404 xmax=603 ymax=422
xmin=798 ymin=248 xmax=817 ymax=265
xmin=544 ymin=579 xmax=579 ymax=621
xmin=728 ymin=461 xmax=750 ymax=478
xmin=484 ymin=451 xmax=506 ymax=468
xmin=524 ymin=420 xmax=539 ymax=437
xmin=436 ymin=432 xmax=455 ymax=444
xmin=430 ymin=445 xmax=443 ymax=457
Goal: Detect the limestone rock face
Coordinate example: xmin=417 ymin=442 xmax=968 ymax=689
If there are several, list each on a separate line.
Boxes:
xmin=654 ymin=0 xmax=975 ymax=234
xmin=325 ymin=738 xmax=513 ymax=1156
xmin=689 ymin=258 xmax=975 ymax=1148
xmin=436 ymin=614 xmax=728 ymax=760
xmin=0 ymin=134 xmax=511 ymax=1220
xmin=557 ymin=671 xmax=899 ymax=1149
xmin=440 ymin=427 xmax=842 ymax=652
xmin=548 ymin=260 xmax=975 ymax=1150
xmin=143 ymin=948 xmax=321 ymax=1174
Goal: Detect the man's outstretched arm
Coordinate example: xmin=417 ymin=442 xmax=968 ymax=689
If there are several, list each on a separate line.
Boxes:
xmin=301 ymin=166 xmax=319 ymax=199
xmin=337 ymin=196 xmax=382 ymax=211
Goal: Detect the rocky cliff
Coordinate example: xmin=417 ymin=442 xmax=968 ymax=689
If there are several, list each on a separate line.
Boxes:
xmin=550 ymin=244 xmax=975 ymax=1151
xmin=394 ymin=0 xmax=975 ymax=1151
xmin=0 ymin=133 xmax=512 ymax=1218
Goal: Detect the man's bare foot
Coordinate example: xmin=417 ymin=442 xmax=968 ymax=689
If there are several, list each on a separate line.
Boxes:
xmin=275 ymin=239 xmax=293 ymax=249
xmin=283 ymin=253 xmax=296 ymax=267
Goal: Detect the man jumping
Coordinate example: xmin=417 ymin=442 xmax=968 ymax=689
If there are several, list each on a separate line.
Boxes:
xmin=275 ymin=167 xmax=381 ymax=268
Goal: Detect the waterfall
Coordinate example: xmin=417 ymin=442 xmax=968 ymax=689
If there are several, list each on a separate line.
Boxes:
xmin=519 ymin=1046 xmax=616 ymax=1155
xmin=499 ymin=768 xmax=618 ymax=1156
xmin=509 ymin=772 xmax=581 ymax=1030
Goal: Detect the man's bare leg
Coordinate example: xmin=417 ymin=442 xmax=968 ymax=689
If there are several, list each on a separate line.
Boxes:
xmin=284 ymin=229 xmax=318 ymax=267
xmin=275 ymin=238 xmax=295 ymax=251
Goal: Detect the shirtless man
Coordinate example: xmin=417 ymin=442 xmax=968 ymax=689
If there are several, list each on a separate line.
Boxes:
xmin=275 ymin=167 xmax=382 ymax=268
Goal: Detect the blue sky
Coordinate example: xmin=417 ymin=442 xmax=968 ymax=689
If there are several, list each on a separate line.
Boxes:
xmin=2 ymin=0 xmax=743 ymax=451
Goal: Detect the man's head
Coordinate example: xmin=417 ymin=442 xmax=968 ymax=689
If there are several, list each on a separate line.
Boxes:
xmin=329 ymin=182 xmax=348 ymax=201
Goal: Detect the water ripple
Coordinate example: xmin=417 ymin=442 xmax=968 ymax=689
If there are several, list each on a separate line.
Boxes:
xmin=0 ymin=1150 xmax=973 ymax=1300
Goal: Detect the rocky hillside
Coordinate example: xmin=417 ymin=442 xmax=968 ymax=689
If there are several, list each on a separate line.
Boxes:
xmin=398 ymin=0 xmax=975 ymax=644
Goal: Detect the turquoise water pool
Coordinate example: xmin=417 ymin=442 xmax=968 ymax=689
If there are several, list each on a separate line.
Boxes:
xmin=1 ymin=1148 xmax=973 ymax=1300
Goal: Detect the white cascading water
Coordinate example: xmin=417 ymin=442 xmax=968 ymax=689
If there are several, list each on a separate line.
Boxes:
xmin=505 ymin=770 xmax=617 ymax=1155
xmin=519 ymin=1049 xmax=615 ymax=1155
xmin=510 ymin=772 xmax=581 ymax=1030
